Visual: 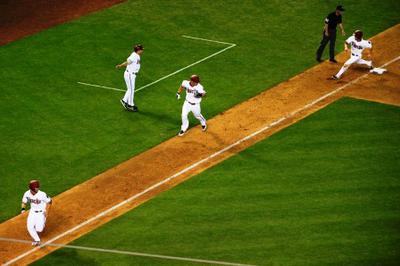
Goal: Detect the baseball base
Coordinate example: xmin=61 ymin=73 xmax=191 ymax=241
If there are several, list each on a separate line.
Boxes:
xmin=370 ymin=67 xmax=387 ymax=75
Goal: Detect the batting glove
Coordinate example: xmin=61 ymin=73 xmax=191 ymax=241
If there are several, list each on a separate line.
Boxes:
xmin=176 ymin=92 xmax=181 ymax=100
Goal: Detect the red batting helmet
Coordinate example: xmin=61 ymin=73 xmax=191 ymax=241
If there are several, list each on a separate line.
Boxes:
xmin=354 ymin=30 xmax=363 ymax=41
xmin=190 ymin=74 xmax=200 ymax=83
xmin=29 ymin=180 xmax=40 ymax=191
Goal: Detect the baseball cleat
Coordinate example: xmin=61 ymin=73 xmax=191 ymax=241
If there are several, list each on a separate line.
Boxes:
xmin=32 ymin=241 xmax=41 ymax=246
xmin=120 ymin=99 xmax=128 ymax=110
xmin=331 ymin=75 xmax=339 ymax=80
xmin=178 ymin=130 xmax=186 ymax=137
xmin=129 ymin=105 xmax=138 ymax=112
xmin=202 ymin=125 xmax=207 ymax=132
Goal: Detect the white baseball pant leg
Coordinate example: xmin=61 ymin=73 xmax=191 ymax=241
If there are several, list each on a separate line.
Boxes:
xmin=181 ymin=101 xmax=207 ymax=132
xmin=336 ymin=56 xmax=359 ymax=78
xmin=27 ymin=212 xmax=46 ymax=242
xmin=123 ymin=71 xmax=136 ymax=106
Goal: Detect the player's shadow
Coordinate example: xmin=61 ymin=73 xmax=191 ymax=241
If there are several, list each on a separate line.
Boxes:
xmin=136 ymin=109 xmax=180 ymax=128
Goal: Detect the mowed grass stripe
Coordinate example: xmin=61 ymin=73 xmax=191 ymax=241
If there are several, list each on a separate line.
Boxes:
xmin=33 ymin=98 xmax=400 ymax=265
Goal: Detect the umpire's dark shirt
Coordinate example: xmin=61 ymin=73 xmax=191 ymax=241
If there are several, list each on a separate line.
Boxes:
xmin=325 ymin=12 xmax=342 ymax=30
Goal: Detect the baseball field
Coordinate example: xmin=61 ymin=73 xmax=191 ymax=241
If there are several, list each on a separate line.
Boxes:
xmin=0 ymin=0 xmax=399 ymax=265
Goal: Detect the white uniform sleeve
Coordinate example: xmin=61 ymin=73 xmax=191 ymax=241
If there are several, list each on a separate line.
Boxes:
xmin=365 ymin=40 xmax=372 ymax=49
xmin=181 ymin=80 xmax=189 ymax=89
xmin=345 ymin=36 xmax=353 ymax=44
xmin=42 ymin=193 xmax=52 ymax=204
xmin=197 ymin=84 xmax=205 ymax=94
xmin=127 ymin=53 xmax=136 ymax=64
xmin=22 ymin=192 xmax=28 ymax=203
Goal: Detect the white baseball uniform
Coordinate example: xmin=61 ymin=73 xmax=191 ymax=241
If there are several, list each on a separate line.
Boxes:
xmin=123 ymin=51 xmax=141 ymax=107
xmin=180 ymin=80 xmax=207 ymax=132
xmin=335 ymin=35 xmax=372 ymax=78
xmin=22 ymin=190 xmax=51 ymax=242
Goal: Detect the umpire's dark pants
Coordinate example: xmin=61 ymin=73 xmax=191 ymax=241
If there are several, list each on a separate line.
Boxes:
xmin=316 ymin=29 xmax=336 ymax=60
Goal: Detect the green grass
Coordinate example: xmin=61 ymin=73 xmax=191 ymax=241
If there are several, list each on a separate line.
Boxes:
xmin=33 ymin=98 xmax=400 ymax=265
xmin=1 ymin=0 xmax=399 ymax=221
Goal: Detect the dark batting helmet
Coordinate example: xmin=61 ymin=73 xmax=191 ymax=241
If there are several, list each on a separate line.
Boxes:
xmin=190 ymin=74 xmax=200 ymax=83
xmin=29 ymin=180 xmax=40 ymax=191
xmin=354 ymin=30 xmax=363 ymax=41
xmin=134 ymin=44 xmax=144 ymax=52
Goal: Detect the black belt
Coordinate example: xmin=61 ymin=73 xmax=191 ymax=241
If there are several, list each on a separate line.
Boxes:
xmin=125 ymin=70 xmax=137 ymax=75
xmin=352 ymin=53 xmax=360 ymax=57
xmin=187 ymin=101 xmax=197 ymax=105
xmin=34 ymin=210 xmax=43 ymax=213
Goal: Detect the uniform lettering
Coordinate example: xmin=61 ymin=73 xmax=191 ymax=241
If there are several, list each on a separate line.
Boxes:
xmin=28 ymin=198 xmax=41 ymax=204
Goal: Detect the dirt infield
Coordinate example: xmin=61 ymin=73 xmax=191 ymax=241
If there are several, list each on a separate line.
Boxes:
xmin=0 ymin=0 xmax=124 ymax=46
xmin=0 ymin=21 xmax=399 ymax=265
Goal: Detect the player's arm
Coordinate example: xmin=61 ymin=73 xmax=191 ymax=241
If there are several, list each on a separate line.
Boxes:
xmin=344 ymin=41 xmax=350 ymax=52
xmin=176 ymin=86 xmax=184 ymax=99
xmin=116 ymin=58 xmax=133 ymax=69
xmin=44 ymin=197 xmax=52 ymax=218
xmin=21 ymin=202 xmax=27 ymax=213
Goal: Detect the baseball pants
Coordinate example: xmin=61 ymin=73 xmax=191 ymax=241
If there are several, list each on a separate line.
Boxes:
xmin=27 ymin=211 xmax=46 ymax=242
xmin=336 ymin=55 xmax=372 ymax=78
xmin=181 ymin=101 xmax=206 ymax=132
xmin=123 ymin=71 xmax=136 ymax=107
xmin=316 ymin=29 xmax=337 ymax=60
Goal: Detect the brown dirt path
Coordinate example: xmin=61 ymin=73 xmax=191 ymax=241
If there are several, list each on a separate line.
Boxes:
xmin=0 ymin=25 xmax=399 ymax=265
xmin=0 ymin=0 xmax=124 ymax=46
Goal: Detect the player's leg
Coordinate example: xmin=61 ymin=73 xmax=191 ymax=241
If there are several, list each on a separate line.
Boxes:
xmin=334 ymin=56 xmax=358 ymax=78
xmin=27 ymin=214 xmax=40 ymax=243
xmin=35 ymin=213 xmax=46 ymax=233
xmin=357 ymin=58 xmax=373 ymax=68
xmin=316 ymin=31 xmax=329 ymax=61
xmin=192 ymin=104 xmax=207 ymax=130
xmin=180 ymin=101 xmax=190 ymax=134
xmin=122 ymin=72 xmax=136 ymax=109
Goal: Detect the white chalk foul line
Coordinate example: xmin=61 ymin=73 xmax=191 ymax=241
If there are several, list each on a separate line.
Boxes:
xmin=0 ymin=237 xmax=256 ymax=266
xmin=78 ymin=35 xmax=236 ymax=93
xmin=77 ymin=82 xmax=125 ymax=92
xmin=6 ymin=55 xmax=399 ymax=266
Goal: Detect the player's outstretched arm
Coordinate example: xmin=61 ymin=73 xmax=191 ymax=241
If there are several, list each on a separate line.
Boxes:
xmin=176 ymin=86 xmax=184 ymax=99
xmin=116 ymin=60 xmax=130 ymax=69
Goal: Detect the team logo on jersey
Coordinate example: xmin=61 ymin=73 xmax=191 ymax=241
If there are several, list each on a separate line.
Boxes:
xmin=28 ymin=198 xmax=41 ymax=204
xmin=186 ymin=88 xmax=197 ymax=94
xmin=351 ymin=42 xmax=363 ymax=50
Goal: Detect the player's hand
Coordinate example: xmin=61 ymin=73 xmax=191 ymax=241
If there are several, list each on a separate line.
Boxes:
xmin=324 ymin=31 xmax=329 ymax=37
xmin=176 ymin=92 xmax=181 ymax=100
xmin=341 ymin=30 xmax=346 ymax=36
xmin=115 ymin=64 xmax=121 ymax=69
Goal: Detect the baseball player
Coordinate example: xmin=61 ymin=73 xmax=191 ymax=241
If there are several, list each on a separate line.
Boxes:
xmin=21 ymin=180 xmax=52 ymax=246
xmin=116 ymin=44 xmax=144 ymax=112
xmin=176 ymin=75 xmax=207 ymax=136
xmin=332 ymin=30 xmax=373 ymax=80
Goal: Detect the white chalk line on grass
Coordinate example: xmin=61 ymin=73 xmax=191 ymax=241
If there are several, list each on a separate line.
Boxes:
xmin=0 ymin=237 xmax=256 ymax=266
xmin=5 ymin=55 xmax=399 ymax=266
xmin=77 ymin=35 xmax=236 ymax=93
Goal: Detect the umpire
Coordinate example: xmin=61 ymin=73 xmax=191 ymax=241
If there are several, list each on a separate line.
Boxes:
xmin=316 ymin=5 xmax=346 ymax=63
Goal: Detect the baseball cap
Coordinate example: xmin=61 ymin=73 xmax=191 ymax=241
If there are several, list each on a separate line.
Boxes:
xmin=336 ymin=5 xmax=345 ymax=11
